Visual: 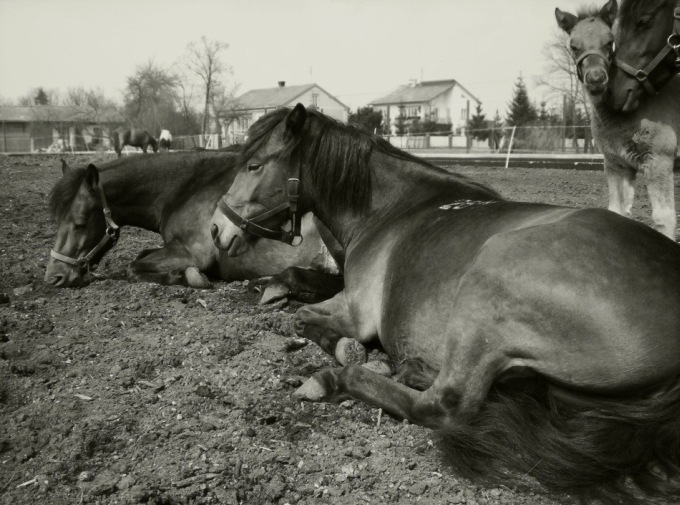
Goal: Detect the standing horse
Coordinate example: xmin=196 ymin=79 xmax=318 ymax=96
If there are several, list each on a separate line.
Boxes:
xmin=112 ymin=127 xmax=159 ymax=158
xmin=210 ymin=105 xmax=680 ymax=501
xmin=159 ymin=129 xmax=172 ymax=151
xmin=558 ymin=0 xmax=680 ymax=240
xmin=45 ymin=151 xmax=342 ymax=303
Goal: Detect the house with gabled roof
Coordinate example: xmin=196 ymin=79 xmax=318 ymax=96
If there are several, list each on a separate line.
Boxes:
xmin=223 ymin=81 xmax=349 ymax=143
xmin=370 ymin=79 xmax=481 ymax=135
xmin=0 ymin=105 xmax=124 ymax=152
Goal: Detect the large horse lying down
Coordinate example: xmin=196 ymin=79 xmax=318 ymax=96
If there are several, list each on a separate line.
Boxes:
xmin=45 ymin=151 xmax=342 ymax=303
xmin=211 ymin=104 xmax=680 ymax=502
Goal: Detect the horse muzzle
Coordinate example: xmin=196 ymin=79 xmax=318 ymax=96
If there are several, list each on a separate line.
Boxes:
xmin=210 ymin=207 xmax=250 ymax=256
xmin=44 ymin=260 xmax=88 ymax=288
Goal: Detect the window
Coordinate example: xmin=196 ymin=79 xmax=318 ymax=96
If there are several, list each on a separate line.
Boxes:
xmin=460 ymin=108 xmax=468 ymax=120
xmin=405 ymin=106 xmax=421 ymax=118
xmin=312 ymin=93 xmax=319 ymax=107
xmin=430 ymin=108 xmax=438 ymax=121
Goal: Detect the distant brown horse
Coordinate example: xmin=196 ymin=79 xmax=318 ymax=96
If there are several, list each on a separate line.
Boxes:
xmin=557 ymin=0 xmax=680 ymax=239
xmin=112 ymin=127 xmax=158 ymax=158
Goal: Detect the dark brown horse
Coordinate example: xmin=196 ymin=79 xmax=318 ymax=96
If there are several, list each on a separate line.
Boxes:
xmin=210 ymin=105 xmax=680 ymax=501
xmin=112 ymin=127 xmax=159 ymax=158
xmin=45 ymin=151 xmax=342 ymax=303
xmin=557 ymin=0 xmax=680 ymax=240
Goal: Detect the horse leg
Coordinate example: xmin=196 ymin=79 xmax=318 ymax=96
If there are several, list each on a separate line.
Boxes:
xmin=293 ymin=292 xmax=369 ymax=365
xmin=605 ymin=158 xmax=635 ymax=217
xmin=129 ymin=242 xmax=212 ymax=288
xmin=260 ymin=267 xmax=344 ymax=304
xmin=641 ymin=156 xmax=676 ymax=240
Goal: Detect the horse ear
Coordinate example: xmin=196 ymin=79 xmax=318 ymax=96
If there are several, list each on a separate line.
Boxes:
xmin=555 ymin=8 xmax=578 ymax=34
xmin=285 ymin=103 xmax=307 ymax=137
xmin=84 ymin=163 xmax=99 ymax=189
xmin=599 ymin=0 xmax=617 ymax=27
xmin=61 ymin=158 xmax=71 ymax=175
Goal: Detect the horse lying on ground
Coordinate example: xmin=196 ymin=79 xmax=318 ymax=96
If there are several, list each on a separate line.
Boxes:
xmin=45 ymin=151 xmax=342 ymax=304
xmin=210 ymin=104 xmax=680 ymax=502
xmin=112 ymin=127 xmax=158 ymax=158
xmin=557 ymin=0 xmax=679 ymax=240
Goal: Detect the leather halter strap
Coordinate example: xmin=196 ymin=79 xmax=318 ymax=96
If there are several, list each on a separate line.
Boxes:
xmin=575 ymin=49 xmax=610 ymax=83
xmin=217 ymin=175 xmax=303 ymax=245
xmin=50 ymin=185 xmax=120 ymax=270
xmin=614 ymin=3 xmax=680 ymax=94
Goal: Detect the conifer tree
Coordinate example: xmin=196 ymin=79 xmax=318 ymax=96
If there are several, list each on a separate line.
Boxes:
xmin=506 ymin=75 xmax=538 ymax=127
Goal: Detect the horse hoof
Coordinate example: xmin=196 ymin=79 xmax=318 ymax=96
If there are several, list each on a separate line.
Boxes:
xmin=260 ymin=283 xmax=290 ymax=305
xmin=335 ymin=337 xmax=367 ymax=366
xmin=185 ymin=267 xmax=211 ymax=289
xmin=293 ymin=376 xmax=328 ymax=401
xmin=362 ymin=360 xmax=392 ymax=377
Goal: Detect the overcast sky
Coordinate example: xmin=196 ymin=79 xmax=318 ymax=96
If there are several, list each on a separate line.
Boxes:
xmin=0 ymin=0 xmax=588 ymax=117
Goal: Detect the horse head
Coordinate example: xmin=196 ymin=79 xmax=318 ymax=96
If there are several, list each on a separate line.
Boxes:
xmin=45 ymin=162 xmax=119 ymax=287
xmin=608 ymin=0 xmax=680 ymax=111
xmin=556 ymin=0 xmax=617 ymax=105
xmin=210 ymin=105 xmax=307 ymax=257
xmin=150 ymin=135 xmax=159 ymax=153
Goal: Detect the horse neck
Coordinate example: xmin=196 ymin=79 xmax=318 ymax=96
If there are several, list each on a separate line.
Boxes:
xmin=97 ymin=158 xmax=204 ymax=231
xmin=309 ymin=152 xmax=500 ymax=249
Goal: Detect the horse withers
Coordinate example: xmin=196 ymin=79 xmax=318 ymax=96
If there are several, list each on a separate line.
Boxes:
xmin=557 ymin=0 xmax=680 ymax=240
xmin=159 ymin=129 xmax=172 ymax=151
xmin=210 ymin=105 xmax=680 ymax=501
xmin=112 ymin=127 xmax=158 ymax=158
xmin=45 ymin=151 xmax=342 ymax=303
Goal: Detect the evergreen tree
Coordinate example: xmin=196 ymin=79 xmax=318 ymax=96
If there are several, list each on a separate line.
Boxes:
xmin=468 ymin=103 xmax=488 ymax=141
xmin=348 ymin=106 xmax=384 ymax=133
xmin=34 ymin=87 xmax=49 ymax=105
xmin=506 ymin=75 xmax=538 ymax=127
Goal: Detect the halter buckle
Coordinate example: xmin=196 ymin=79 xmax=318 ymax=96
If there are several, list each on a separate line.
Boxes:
xmin=635 ymin=69 xmax=649 ymax=81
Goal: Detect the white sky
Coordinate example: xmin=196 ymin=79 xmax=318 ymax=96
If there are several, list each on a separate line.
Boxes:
xmin=0 ymin=0 xmax=587 ymax=118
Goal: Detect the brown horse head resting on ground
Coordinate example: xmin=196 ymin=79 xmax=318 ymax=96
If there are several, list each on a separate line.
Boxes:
xmin=608 ymin=0 xmax=680 ymax=112
xmin=210 ymin=104 xmax=680 ymax=502
xmin=112 ymin=127 xmax=158 ymax=157
xmin=45 ymin=152 xmax=342 ymax=302
xmin=557 ymin=0 xmax=680 ymax=240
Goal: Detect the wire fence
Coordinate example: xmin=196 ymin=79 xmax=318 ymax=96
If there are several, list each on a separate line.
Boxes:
xmin=1 ymin=126 xmax=596 ymax=155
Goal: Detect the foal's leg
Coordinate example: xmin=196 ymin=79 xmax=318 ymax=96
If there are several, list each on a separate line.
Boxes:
xmin=641 ymin=155 xmax=676 ymax=240
xmin=605 ymin=158 xmax=636 ymax=217
xmin=129 ymin=241 xmax=212 ymax=288
xmin=294 ymin=291 xmax=369 ymax=365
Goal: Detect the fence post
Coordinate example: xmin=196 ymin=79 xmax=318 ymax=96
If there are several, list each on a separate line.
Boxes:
xmin=448 ymin=134 xmax=452 ymax=148
xmin=505 ymin=126 xmax=516 ymax=169
xmin=425 ymin=133 xmax=430 ymax=149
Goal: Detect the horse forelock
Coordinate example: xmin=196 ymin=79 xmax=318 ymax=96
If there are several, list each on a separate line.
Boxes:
xmin=575 ymin=4 xmax=604 ymax=20
xmin=48 ymin=168 xmax=88 ymax=219
xmin=617 ymin=0 xmax=671 ymax=34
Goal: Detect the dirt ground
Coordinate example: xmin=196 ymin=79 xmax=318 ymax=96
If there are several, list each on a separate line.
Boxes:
xmin=1 ymin=153 xmax=679 ymax=505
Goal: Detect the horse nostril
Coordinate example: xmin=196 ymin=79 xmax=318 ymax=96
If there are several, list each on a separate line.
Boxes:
xmin=211 ymin=223 xmax=219 ymax=241
xmin=586 ymin=69 xmax=606 ymax=84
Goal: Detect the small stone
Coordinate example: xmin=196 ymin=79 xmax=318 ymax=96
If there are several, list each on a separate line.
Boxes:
xmin=409 ymin=482 xmax=428 ymax=495
xmin=13 ymin=284 xmax=32 ymax=296
xmin=116 ymin=474 xmax=136 ymax=490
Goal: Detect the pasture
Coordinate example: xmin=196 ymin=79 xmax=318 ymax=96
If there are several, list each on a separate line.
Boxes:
xmin=1 ymin=152 xmax=679 ymax=505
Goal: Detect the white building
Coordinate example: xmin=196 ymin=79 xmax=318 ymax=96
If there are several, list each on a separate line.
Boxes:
xmin=223 ymin=82 xmax=349 ymax=143
xmin=370 ymin=79 xmax=481 ymax=135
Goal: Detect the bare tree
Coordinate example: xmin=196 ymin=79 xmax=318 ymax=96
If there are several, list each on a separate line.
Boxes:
xmin=124 ymin=60 xmax=179 ymax=132
xmin=184 ymin=36 xmax=232 ymax=136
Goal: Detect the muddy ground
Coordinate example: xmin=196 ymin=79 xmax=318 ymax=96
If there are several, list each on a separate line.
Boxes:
xmin=1 ymin=153 xmax=678 ymax=505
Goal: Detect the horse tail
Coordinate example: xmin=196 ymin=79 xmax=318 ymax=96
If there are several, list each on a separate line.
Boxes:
xmin=437 ymin=377 xmax=680 ymax=503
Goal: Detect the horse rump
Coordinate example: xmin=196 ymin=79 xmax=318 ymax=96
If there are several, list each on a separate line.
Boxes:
xmin=437 ymin=377 xmax=680 ymax=503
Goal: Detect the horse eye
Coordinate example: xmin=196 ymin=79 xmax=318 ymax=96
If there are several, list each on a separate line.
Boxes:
xmin=636 ymin=17 xmax=651 ymax=29
xmin=248 ymin=163 xmax=262 ymax=172
xmin=570 ymin=45 xmax=578 ymax=53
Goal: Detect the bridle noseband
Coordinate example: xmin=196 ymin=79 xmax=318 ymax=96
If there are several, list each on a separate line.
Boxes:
xmin=50 ymin=184 xmax=120 ymax=271
xmin=217 ymin=166 xmax=303 ymax=246
xmin=614 ymin=3 xmax=680 ymax=95
xmin=575 ymin=49 xmax=612 ymax=85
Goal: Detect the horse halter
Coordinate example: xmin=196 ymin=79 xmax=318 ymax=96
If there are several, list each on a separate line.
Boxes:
xmin=216 ymin=165 xmax=303 ymax=246
xmin=50 ymin=184 xmax=120 ymax=271
xmin=614 ymin=3 xmax=680 ymax=94
xmin=575 ymin=49 xmax=611 ymax=84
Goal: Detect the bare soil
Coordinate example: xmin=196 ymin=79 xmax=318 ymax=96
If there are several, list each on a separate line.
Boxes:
xmin=1 ymin=153 xmax=678 ymax=505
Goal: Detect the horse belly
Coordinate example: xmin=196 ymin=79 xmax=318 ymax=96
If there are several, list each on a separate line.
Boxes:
xmin=463 ymin=212 xmax=680 ymax=391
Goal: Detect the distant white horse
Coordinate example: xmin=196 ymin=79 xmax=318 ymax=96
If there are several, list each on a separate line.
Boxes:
xmin=159 ymin=129 xmax=173 ymax=151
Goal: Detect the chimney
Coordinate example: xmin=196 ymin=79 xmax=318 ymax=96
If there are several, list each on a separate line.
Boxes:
xmin=278 ymin=81 xmax=285 ymax=87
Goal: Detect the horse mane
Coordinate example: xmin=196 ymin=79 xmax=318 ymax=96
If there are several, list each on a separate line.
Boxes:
xmin=48 ymin=167 xmax=88 ymax=219
xmin=242 ymin=107 xmax=500 ymax=213
xmin=575 ymin=4 xmax=604 ymax=19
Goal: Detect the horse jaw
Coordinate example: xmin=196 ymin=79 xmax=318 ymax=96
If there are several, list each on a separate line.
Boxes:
xmin=211 ymin=211 xmax=251 ymax=256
